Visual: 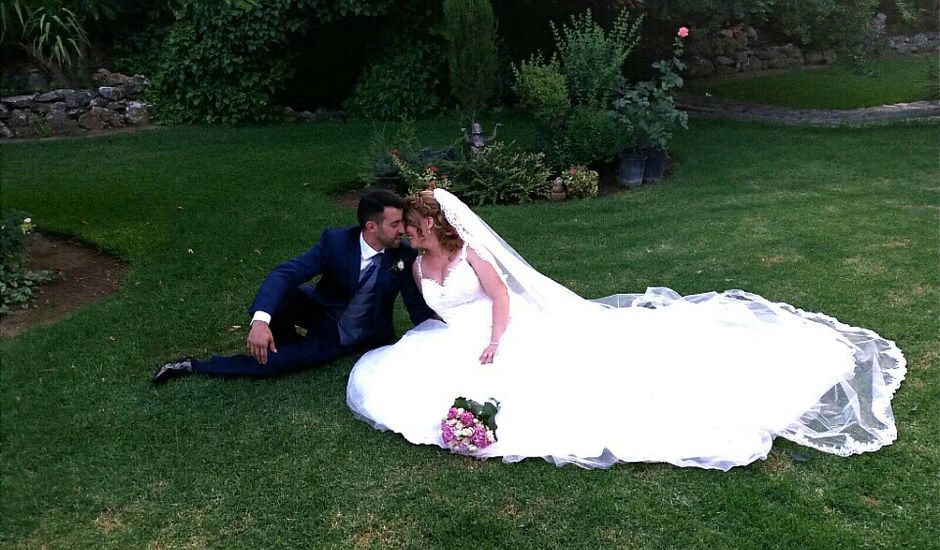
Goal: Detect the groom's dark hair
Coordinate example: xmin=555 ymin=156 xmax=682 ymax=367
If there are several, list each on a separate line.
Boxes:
xmin=357 ymin=188 xmax=406 ymax=228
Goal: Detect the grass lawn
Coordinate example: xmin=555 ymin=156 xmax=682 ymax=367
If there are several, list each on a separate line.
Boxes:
xmin=1 ymin=117 xmax=938 ymax=547
xmin=688 ymin=54 xmax=938 ymax=109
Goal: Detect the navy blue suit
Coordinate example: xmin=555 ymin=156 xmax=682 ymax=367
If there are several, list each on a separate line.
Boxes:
xmin=193 ymin=226 xmax=433 ymax=376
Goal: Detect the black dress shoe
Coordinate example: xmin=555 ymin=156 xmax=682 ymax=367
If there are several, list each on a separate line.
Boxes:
xmin=152 ymin=358 xmax=194 ymax=384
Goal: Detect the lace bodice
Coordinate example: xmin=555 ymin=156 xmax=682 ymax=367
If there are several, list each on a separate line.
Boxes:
xmin=417 ymin=244 xmax=491 ymax=323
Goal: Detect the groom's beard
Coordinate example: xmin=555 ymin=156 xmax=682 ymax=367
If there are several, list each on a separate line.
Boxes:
xmin=377 ymin=233 xmax=403 ymax=249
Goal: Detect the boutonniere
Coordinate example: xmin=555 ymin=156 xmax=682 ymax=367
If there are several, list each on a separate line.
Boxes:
xmin=389 ymin=259 xmax=405 ymax=273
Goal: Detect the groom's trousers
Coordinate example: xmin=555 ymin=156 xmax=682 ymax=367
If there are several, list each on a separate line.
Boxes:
xmin=191 ymin=288 xmax=373 ymax=377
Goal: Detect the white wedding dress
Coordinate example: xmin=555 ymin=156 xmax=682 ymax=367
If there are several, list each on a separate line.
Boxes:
xmin=346 ymin=191 xmax=906 ymax=470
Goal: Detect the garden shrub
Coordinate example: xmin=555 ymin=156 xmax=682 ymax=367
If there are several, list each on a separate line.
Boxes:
xmin=510 ymin=53 xmax=570 ymax=124
xmin=562 ymin=165 xmax=600 ymax=198
xmin=549 ymin=9 xmax=642 ymax=109
xmin=545 ymin=106 xmax=624 ymax=168
xmin=0 ymin=212 xmax=53 ymax=315
xmin=443 ymin=142 xmax=551 ymax=206
xmin=343 ymin=42 xmax=445 ymax=120
xmin=149 ymin=0 xmax=304 ymax=124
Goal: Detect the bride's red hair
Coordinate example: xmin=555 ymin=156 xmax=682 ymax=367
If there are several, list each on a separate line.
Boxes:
xmin=404 ymin=191 xmax=464 ymax=253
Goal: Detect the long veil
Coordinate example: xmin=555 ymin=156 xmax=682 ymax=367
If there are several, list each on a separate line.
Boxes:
xmin=432 ymin=188 xmax=906 ymax=461
xmin=433 ymin=188 xmax=602 ymax=317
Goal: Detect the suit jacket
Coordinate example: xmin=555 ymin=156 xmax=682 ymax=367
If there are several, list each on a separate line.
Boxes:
xmin=248 ymin=226 xmax=433 ymax=344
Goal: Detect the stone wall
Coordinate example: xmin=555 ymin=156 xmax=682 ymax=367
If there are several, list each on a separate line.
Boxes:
xmin=688 ymin=28 xmax=938 ymax=79
xmin=885 ymin=32 xmax=939 ymax=55
xmin=0 ymin=70 xmax=151 ymax=139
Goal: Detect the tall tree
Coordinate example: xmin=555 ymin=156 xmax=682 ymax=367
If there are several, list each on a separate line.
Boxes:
xmin=442 ymin=0 xmax=498 ymax=117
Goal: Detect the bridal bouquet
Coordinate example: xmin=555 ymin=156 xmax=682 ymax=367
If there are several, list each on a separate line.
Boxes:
xmin=441 ymin=397 xmax=498 ymax=455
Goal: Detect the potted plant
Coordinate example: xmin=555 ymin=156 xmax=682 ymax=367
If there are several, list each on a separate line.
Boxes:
xmin=613 ymin=27 xmax=690 ymax=186
xmin=612 ymin=87 xmax=648 ymax=188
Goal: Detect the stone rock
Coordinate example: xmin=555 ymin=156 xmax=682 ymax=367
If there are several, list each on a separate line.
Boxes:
xmin=93 ymin=68 xmax=147 ymax=86
xmin=769 ymin=55 xmax=798 ymax=69
xmin=715 ymin=64 xmax=736 ymax=76
xmin=46 ymin=110 xmax=80 ymax=134
xmin=747 ymin=55 xmax=766 ymax=72
xmin=2 ymin=95 xmax=36 ymax=109
xmin=13 ymin=124 xmax=39 ymax=139
xmin=106 ymin=100 xmax=128 ymax=113
xmin=33 ymin=101 xmax=66 ymax=114
xmin=913 ymin=33 xmax=929 ymax=47
xmin=745 ymin=26 xmax=758 ymax=46
xmin=27 ymin=71 xmax=48 ymax=92
xmin=805 ymin=50 xmax=826 ymax=64
xmin=90 ymin=96 xmax=109 ymax=108
xmin=299 ymin=110 xmax=317 ymax=122
xmin=895 ymin=43 xmax=911 ymax=55
xmin=66 ymin=108 xmax=85 ymax=117
xmin=754 ymin=49 xmax=775 ymax=61
xmin=78 ymin=107 xmax=109 ymax=130
xmin=35 ymin=89 xmax=68 ymax=102
xmin=125 ymin=101 xmax=150 ymax=125
xmin=282 ymin=106 xmax=298 ymax=121
xmin=689 ymin=56 xmax=715 ymax=77
xmin=314 ymin=107 xmax=330 ymax=120
xmin=98 ymin=86 xmax=124 ymax=100
xmin=781 ymin=43 xmax=803 ymax=59
xmin=823 ymin=50 xmax=837 ymax=64
xmin=0 ymin=122 xmax=12 ymax=139
xmin=65 ymin=90 xmax=93 ymax=109
xmin=7 ymin=110 xmax=30 ymax=128
xmin=0 ymin=103 xmax=8 ymax=121
xmin=715 ymin=55 xmax=734 ymax=66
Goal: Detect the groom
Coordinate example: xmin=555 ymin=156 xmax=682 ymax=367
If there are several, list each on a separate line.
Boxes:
xmin=153 ymin=189 xmax=434 ymax=383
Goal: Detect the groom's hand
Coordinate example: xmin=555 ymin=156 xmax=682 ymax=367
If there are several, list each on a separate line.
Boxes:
xmin=247 ymin=321 xmax=277 ymax=365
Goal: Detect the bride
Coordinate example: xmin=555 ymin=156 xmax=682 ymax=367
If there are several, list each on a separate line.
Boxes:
xmin=346 ymin=188 xmax=906 ymax=470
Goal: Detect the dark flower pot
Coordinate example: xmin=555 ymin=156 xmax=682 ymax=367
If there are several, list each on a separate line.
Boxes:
xmin=642 ymin=148 xmax=667 ymax=183
xmin=617 ymin=152 xmax=647 ymax=188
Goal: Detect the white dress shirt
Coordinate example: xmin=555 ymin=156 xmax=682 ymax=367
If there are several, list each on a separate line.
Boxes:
xmin=251 ymin=232 xmax=383 ymax=325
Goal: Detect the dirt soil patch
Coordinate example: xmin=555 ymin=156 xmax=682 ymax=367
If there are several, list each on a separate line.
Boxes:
xmin=0 ymin=234 xmax=128 ymax=337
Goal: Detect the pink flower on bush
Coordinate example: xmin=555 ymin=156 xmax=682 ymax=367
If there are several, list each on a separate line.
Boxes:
xmin=677 ymin=27 xmax=689 ymax=38
xmin=447 ymin=407 xmax=458 ymax=420
xmin=459 ymin=412 xmax=475 ymax=426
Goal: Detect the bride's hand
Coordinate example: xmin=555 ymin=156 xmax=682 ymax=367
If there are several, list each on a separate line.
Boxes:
xmin=479 ymin=342 xmax=498 ymax=364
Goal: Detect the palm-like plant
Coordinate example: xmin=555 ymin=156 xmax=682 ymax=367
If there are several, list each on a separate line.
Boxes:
xmin=1 ymin=0 xmax=91 ymax=87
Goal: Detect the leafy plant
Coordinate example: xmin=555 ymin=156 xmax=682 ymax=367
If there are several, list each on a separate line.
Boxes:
xmin=512 ymin=9 xmax=647 ymax=169
xmin=443 ymin=141 xmax=551 ymax=206
xmin=549 ymin=9 xmax=643 ymax=109
xmin=149 ymin=0 xmax=304 ymax=124
xmin=562 ymin=165 xmax=599 ymax=198
xmin=0 ymin=211 xmax=53 ymax=315
xmin=510 ymin=53 xmax=570 ymax=124
xmin=356 ymin=120 xmax=421 ymax=189
xmin=442 ymin=0 xmax=499 ymax=115
xmin=0 ymin=0 xmax=91 ymax=87
xmin=545 ymin=106 xmax=624 ymax=167
xmin=613 ymin=31 xmax=689 ymax=152
xmin=344 ymin=42 xmax=444 ymax=120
